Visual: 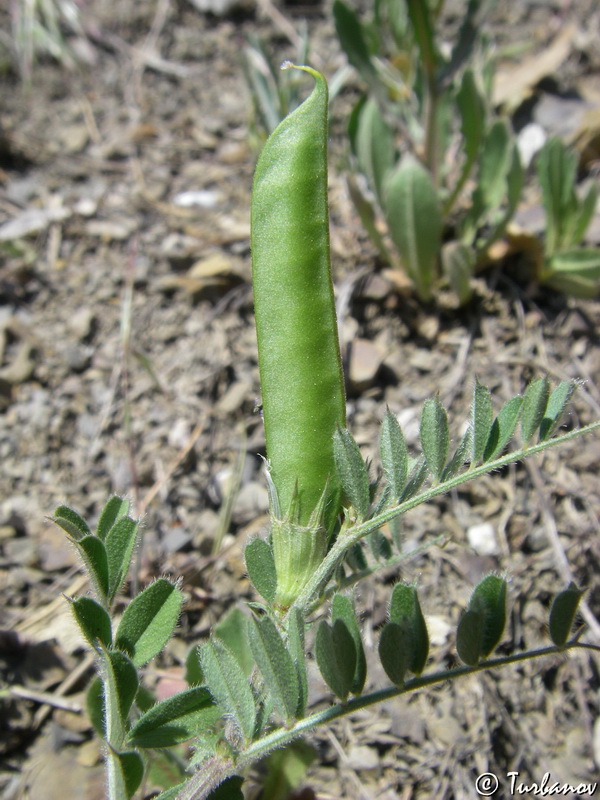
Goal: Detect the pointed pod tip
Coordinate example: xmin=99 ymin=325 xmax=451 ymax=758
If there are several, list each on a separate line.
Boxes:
xmin=279 ymin=62 xmax=323 ymax=84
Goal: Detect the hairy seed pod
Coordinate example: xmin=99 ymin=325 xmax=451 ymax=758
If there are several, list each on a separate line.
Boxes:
xmin=251 ymin=65 xmax=346 ymax=607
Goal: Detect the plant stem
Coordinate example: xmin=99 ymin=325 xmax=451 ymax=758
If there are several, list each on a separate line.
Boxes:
xmin=239 ymin=641 xmax=599 ymax=763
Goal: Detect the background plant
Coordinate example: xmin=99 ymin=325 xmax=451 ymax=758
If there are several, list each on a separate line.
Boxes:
xmin=533 ymin=136 xmax=600 ymax=297
xmin=333 ymin=0 xmax=527 ymax=303
xmin=333 ymin=0 xmax=600 ymax=303
xmin=53 ymin=66 xmax=600 ymax=800
xmin=4 ymin=0 xmax=86 ymax=81
xmin=243 ymin=32 xmax=312 ymax=152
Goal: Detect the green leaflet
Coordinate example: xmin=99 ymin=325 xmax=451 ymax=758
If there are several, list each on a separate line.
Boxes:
xmin=332 ymin=593 xmax=367 ymax=694
xmin=112 ymin=751 xmax=144 ymax=800
xmin=199 ymin=638 xmax=256 ymax=741
xmin=333 ymin=427 xmax=371 ymax=520
xmin=353 ymin=97 xmax=395 ymax=206
xmin=379 ymin=407 xmax=408 ymax=500
xmin=77 ymin=535 xmax=110 ymax=604
xmin=245 ymin=538 xmax=277 ymax=604
xmin=521 ymin=377 xmax=550 ymax=443
xmin=333 ymin=0 xmax=379 ymax=92
xmin=540 ymin=380 xmax=576 ymax=441
xmin=378 ymin=622 xmax=410 ymax=687
xmin=483 ymin=395 xmax=523 ymax=462
xmin=388 ymin=583 xmax=429 ymax=676
xmin=97 ymin=496 xmax=130 ymax=541
xmin=385 ymin=157 xmax=442 ymax=302
xmin=420 ymin=396 xmax=449 ymax=481
xmin=53 ymin=505 xmax=91 ymax=540
xmin=315 ymin=618 xmax=356 ymax=701
xmin=115 ymin=578 xmax=183 ymax=667
xmin=71 ymin=596 xmax=112 ymax=649
xmin=105 ymin=516 xmax=139 ymax=604
xmin=248 ymin=614 xmax=299 ymax=721
xmin=470 ymin=379 xmax=493 ymax=466
xmin=287 ymin=607 xmax=308 ymax=717
xmin=549 ymin=582 xmax=583 ymax=648
xmin=127 ymin=687 xmax=219 ymax=748
xmin=214 ymin=606 xmax=255 ymax=677
xmin=101 ymin=648 xmax=138 ymax=748
xmin=441 ymin=241 xmax=475 ymax=306
xmin=457 ymin=574 xmax=507 ymax=665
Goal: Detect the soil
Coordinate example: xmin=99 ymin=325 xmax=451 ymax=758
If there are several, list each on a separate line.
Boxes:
xmin=1 ymin=1 xmax=600 ymax=799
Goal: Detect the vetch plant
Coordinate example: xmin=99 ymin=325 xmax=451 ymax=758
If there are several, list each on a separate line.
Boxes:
xmin=54 ymin=66 xmax=600 ymax=800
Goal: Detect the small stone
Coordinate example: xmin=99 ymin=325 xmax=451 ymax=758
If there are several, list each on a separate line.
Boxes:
xmin=232 ymin=481 xmax=269 ymax=525
xmin=68 ymin=308 xmax=96 ymax=341
xmin=173 ymin=189 xmax=222 ymax=208
xmin=76 ymin=739 xmax=101 ymax=767
xmin=217 ymin=380 xmax=250 ymax=415
xmin=3 ymin=536 xmax=38 ymax=566
xmin=0 ymin=525 xmax=17 ymax=541
xmin=517 ymin=122 xmax=546 ymax=167
xmin=425 ymin=615 xmax=452 ymax=647
xmin=0 ymin=342 xmax=35 ymax=384
xmin=64 ymin=344 xmax=92 ymax=373
xmin=347 ymin=745 xmax=380 ymax=771
xmin=168 ymin=418 xmax=192 ymax=450
xmin=162 ymin=524 xmax=192 ymax=553
xmin=467 ymin=522 xmax=499 ymax=556
xmin=348 ymin=338 xmax=384 ymax=392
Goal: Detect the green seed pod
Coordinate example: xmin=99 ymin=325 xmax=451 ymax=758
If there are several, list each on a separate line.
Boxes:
xmin=251 ymin=64 xmax=346 ymax=608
